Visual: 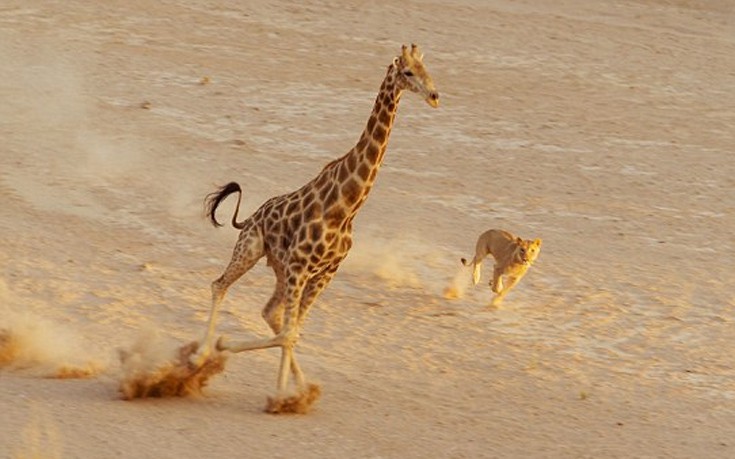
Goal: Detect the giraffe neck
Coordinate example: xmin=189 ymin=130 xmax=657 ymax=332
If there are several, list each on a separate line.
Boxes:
xmin=318 ymin=65 xmax=402 ymax=216
xmin=357 ymin=65 xmax=402 ymax=170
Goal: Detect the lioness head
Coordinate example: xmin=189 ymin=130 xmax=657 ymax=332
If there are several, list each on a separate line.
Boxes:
xmin=515 ymin=237 xmax=542 ymax=265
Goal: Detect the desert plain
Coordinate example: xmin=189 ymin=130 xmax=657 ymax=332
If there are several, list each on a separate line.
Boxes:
xmin=1 ymin=0 xmax=734 ymax=457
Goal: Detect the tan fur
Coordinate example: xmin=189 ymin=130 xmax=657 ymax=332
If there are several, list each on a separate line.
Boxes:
xmin=461 ymin=229 xmax=541 ymax=306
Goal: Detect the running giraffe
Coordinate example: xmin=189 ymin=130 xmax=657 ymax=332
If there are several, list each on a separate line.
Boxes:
xmin=192 ymin=44 xmax=439 ymax=413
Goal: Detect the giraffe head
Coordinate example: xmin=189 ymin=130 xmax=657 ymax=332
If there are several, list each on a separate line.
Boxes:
xmin=394 ymin=44 xmax=439 ymax=108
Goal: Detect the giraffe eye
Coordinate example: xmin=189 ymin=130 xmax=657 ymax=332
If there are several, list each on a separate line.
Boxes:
xmin=403 ymin=70 xmax=414 ymax=77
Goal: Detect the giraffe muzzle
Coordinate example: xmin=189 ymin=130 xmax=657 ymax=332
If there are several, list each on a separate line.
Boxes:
xmin=426 ymin=91 xmax=440 ymax=108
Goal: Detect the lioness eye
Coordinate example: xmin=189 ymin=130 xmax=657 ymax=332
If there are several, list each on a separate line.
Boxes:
xmin=403 ymin=70 xmax=414 ymax=77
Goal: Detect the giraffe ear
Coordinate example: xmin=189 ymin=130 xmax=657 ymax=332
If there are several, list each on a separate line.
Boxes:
xmin=392 ymin=56 xmax=400 ymax=67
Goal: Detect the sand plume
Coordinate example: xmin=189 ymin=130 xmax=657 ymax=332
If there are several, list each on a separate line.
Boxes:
xmin=0 ymin=305 xmax=105 ymax=378
xmin=443 ymin=265 xmax=471 ymax=300
xmin=118 ymin=332 xmax=227 ymax=400
xmin=265 ymin=383 xmax=322 ymax=414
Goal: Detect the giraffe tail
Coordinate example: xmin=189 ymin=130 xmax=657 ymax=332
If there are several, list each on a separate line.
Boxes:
xmin=204 ymin=182 xmax=247 ymax=229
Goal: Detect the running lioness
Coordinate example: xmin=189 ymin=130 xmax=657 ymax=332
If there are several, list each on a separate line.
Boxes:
xmin=461 ymin=229 xmax=541 ymax=306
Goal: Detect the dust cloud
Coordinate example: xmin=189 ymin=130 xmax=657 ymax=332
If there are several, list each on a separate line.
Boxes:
xmin=0 ymin=285 xmax=105 ymax=378
xmin=443 ymin=265 xmax=472 ymax=300
xmin=117 ymin=329 xmax=227 ymax=400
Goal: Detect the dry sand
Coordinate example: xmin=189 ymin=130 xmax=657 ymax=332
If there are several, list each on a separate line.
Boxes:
xmin=1 ymin=0 xmax=734 ymax=457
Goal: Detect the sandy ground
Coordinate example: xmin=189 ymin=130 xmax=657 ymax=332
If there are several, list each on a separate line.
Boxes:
xmin=1 ymin=0 xmax=734 ymax=457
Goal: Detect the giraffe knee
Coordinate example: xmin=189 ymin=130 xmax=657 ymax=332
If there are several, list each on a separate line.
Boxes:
xmin=211 ymin=279 xmax=227 ymax=303
xmin=262 ymin=308 xmax=283 ymax=334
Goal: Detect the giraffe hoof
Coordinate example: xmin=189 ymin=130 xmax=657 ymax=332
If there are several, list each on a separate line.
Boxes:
xmin=215 ymin=335 xmax=229 ymax=351
xmin=188 ymin=351 xmax=207 ymax=369
xmin=265 ymin=383 xmax=322 ymax=414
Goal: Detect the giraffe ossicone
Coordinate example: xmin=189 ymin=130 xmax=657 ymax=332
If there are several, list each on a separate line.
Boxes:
xmin=192 ymin=44 xmax=439 ymax=413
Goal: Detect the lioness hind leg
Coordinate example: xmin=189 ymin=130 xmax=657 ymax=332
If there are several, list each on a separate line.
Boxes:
xmin=471 ymin=261 xmax=482 ymax=285
xmin=461 ymin=256 xmax=482 ymax=285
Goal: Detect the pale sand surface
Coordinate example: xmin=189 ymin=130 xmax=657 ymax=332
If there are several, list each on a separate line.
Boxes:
xmin=1 ymin=0 xmax=734 ymax=457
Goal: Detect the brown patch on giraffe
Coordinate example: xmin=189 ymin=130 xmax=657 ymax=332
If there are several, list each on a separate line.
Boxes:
xmin=365 ymin=142 xmax=380 ymax=164
xmin=286 ymin=199 xmax=300 ymax=216
xmin=346 ymin=153 xmax=357 ymax=170
xmin=323 ymin=185 xmax=340 ymax=209
xmin=303 ymin=202 xmax=321 ymax=221
xmin=341 ymin=178 xmax=362 ymax=206
xmin=373 ymin=124 xmax=387 ymax=145
xmin=266 ymin=214 xmax=278 ymax=228
xmin=308 ymin=222 xmax=323 ymax=240
xmin=264 ymin=383 xmax=321 ymax=414
xmin=118 ymin=339 xmax=227 ymax=400
xmin=289 ymin=214 xmax=302 ymax=233
xmin=339 ymin=238 xmax=352 ymax=252
xmin=265 ymin=233 xmax=278 ymax=250
xmin=387 ymin=102 xmax=395 ymax=112
xmin=357 ymin=162 xmax=370 ymax=181
xmin=378 ymin=108 xmax=391 ymax=126
xmin=303 ymin=190 xmax=316 ymax=206
xmin=324 ymin=206 xmax=346 ymax=227
xmin=366 ymin=114 xmax=377 ymax=134
xmin=313 ymin=242 xmax=325 ymax=257
xmin=337 ymin=163 xmax=349 ymax=182
xmin=315 ymin=171 xmax=330 ymax=189
xmin=298 ymin=241 xmax=313 ymax=254
xmin=356 ymin=136 xmax=368 ymax=151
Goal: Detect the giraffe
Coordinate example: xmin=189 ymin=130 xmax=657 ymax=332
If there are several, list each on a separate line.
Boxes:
xmin=191 ymin=44 xmax=439 ymax=413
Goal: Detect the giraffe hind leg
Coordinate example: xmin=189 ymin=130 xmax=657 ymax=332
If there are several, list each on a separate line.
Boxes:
xmin=191 ymin=223 xmax=264 ymax=366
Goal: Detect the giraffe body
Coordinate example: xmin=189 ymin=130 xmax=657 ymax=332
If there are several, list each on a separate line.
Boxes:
xmin=193 ymin=44 xmax=439 ymax=412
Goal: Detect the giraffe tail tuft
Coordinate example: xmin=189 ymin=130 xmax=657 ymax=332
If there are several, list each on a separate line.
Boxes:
xmin=204 ymin=182 xmax=244 ymax=228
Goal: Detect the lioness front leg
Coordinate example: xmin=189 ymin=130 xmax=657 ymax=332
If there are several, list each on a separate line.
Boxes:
xmin=491 ymin=274 xmax=523 ymax=306
xmin=490 ymin=267 xmax=503 ymax=294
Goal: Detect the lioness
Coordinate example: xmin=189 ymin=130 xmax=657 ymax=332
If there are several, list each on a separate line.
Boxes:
xmin=461 ymin=229 xmax=541 ymax=306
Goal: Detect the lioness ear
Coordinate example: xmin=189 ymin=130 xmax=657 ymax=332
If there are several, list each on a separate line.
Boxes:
xmin=516 ymin=237 xmax=523 ymax=244
xmin=534 ymin=238 xmax=542 ymax=246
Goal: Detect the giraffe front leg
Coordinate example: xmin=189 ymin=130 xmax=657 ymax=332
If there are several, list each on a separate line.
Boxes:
xmin=258 ymin=272 xmax=307 ymax=390
xmin=264 ymin=282 xmax=321 ymax=414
